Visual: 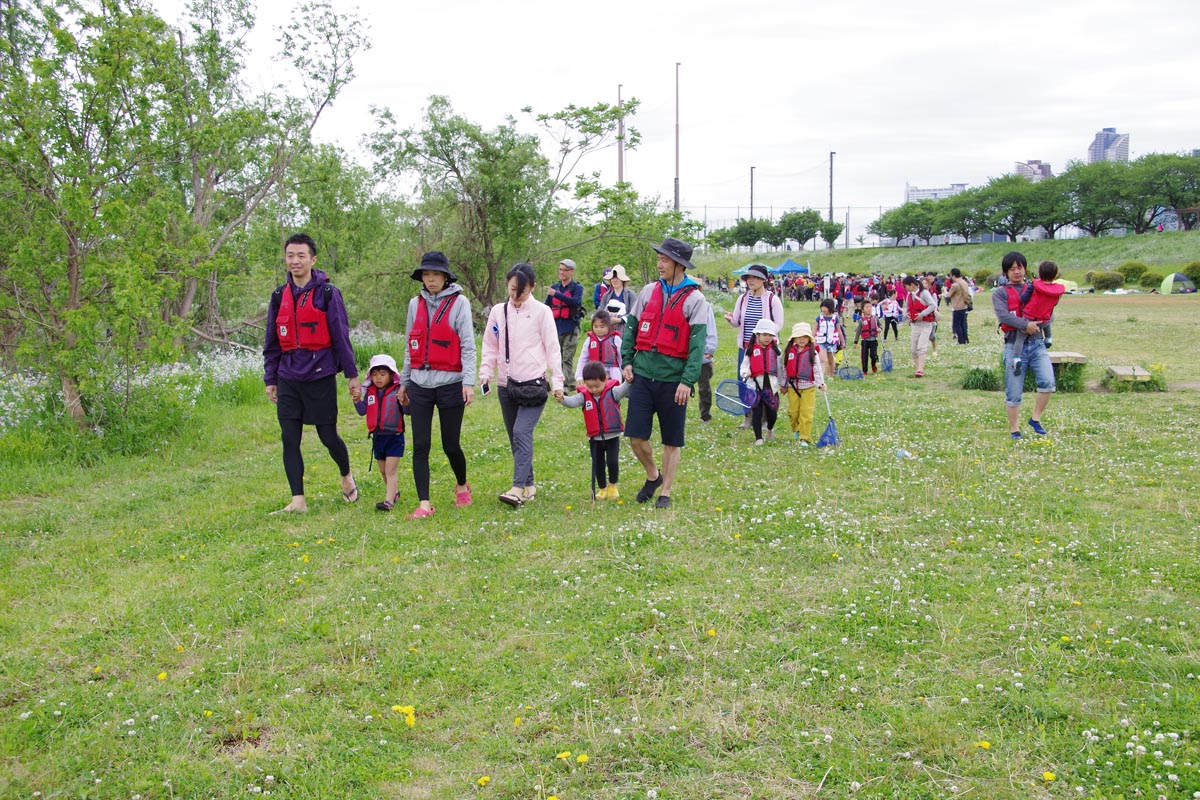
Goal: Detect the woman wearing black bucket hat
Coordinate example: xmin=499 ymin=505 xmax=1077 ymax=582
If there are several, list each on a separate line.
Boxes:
xmin=397 ymin=251 xmax=477 ymax=519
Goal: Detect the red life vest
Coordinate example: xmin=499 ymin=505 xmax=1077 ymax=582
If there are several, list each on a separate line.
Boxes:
xmin=408 ymin=295 xmax=462 ymax=372
xmin=581 ymin=380 xmax=623 ymax=438
xmin=907 ymin=292 xmax=930 ymax=323
xmin=999 ymin=284 xmax=1023 ymax=333
xmin=859 ymin=315 xmax=879 ymax=339
xmin=364 ymin=382 xmax=404 ymax=434
xmin=785 ymin=342 xmax=816 ymax=383
xmin=746 ymin=343 xmax=780 ymax=379
xmin=276 ymin=283 xmax=332 ymax=351
xmin=549 ymin=282 xmax=579 ymax=320
xmin=634 ymin=283 xmax=697 ymax=359
xmin=585 ymin=331 xmax=621 ymax=369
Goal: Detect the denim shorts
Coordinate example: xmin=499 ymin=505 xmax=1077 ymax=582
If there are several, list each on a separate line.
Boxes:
xmin=1004 ymin=335 xmax=1055 ymax=406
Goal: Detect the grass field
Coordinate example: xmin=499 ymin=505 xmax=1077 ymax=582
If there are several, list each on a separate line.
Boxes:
xmin=1 ymin=292 xmax=1198 ymax=799
xmin=693 ymin=228 xmax=1200 ymax=286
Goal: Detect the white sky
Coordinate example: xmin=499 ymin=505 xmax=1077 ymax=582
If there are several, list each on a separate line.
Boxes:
xmin=155 ymin=0 xmax=1200 ymax=239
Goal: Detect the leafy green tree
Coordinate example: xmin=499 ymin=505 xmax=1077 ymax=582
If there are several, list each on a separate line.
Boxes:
xmin=867 ymin=206 xmax=911 ymax=243
xmin=1109 ymin=157 xmax=1166 ymax=235
xmin=934 ymin=188 xmax=988 ymax=243
xmin=707 ymin=226 xmax=738 ymax=252
xmin=978 ymin=174 xmax=1039 ymax=241
xmin=729 ymin=218 xmax=764 ymax=249
xmin=1061 ymin=160 xmax=1122 ymax=237
xmin=1026 ymin=176 xmax=1073 ymax=240
xmin=0 ymin=0 xmax=184 ymax=423
xmin=370 ymin=96 xmax=635 ymax=307
xmin=777 ymin=208 xmax=822 ymax=249
xmin=1142 ymin=153 xmax=1200 ymax=231
xmin=902 ymin=200 xmax=938 ymax=245
xmin=818 ymin=220 xmax=844 ymax=249
xmin=758 ymin=220 xmax=786 ymax=249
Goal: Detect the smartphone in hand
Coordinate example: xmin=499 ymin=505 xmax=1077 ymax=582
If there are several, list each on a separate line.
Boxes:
xmin=481 ymin=382 xmax=491 ymax=397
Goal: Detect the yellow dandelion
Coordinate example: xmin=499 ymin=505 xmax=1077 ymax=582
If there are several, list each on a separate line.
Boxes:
xmin=175 ymin=644 xmax=185 ymax=652
xmin=392 ymin=556 xmax=400 ymax=563
xmin=706 ymin=628 xmax=716 ymax=637
xmin=92 ymin=666 xmax=101 ymax=674
xmin=974 ymin=740 xmax=991 ymax=749
xmin=514 ymin=716 xmax=522 ymax=726
xmin=392 ymin=705 xmax=416 ymax=727
xmin=476 ymin=775 xmax=491 ymax=787
xmin=565 ymin=505 xmax=573 ymax=511
xmin=301 ymin=553 xmax=310 ymax=563
xmin=203 ymin=710 xmax=213 ymax=717
xmin=576 ymin=753 xmax=588 ymax=764
xmin=556 ymin=751 xmax=571 ymax=760
xmin=1042 ymin=771 xmax=1055 ymax=781
xmin=178 ymin=554 xmax=186 ymax=560
xmin=1061 ymin=636 xmax=1071 ymax=642
xmin=156 ymin=672 xmax=167 ymax=681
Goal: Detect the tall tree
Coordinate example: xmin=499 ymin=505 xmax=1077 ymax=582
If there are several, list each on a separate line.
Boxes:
xmin=1026 ymin=176 xmax=1073 ymax=240
xmin=777 ymin=209 xmax=822 ymax=250
xmin=1061 ymin=160 xmax=1122 ymax=237
xmin=1144 ymin=152 xmax=1200 ymax=231
xmin=979 ymin=174 xmax=1039 ymax=241
xmin=934 ymin=187 xmax=989 ymax=243
xmin=818 ymin=220 xmax=845 ymax=249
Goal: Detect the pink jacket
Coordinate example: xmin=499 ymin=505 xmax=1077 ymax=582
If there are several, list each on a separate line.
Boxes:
xmin=479 ymin=298 xmax=564 ymax=391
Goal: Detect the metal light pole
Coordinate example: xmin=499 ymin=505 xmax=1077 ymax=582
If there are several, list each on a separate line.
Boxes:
xmin=673 ymin=62 xmax=680 ymax=211
xmin=828 ymin=151 xmax=835 ymax=222
xmin=617 ymin=84 xmax=624 ymax=184
xmin=750 ymin=166 xmax=755 ymax=220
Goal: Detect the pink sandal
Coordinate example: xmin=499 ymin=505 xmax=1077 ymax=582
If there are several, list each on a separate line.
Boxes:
xmin=406 ymin=506 xmax=435 ymax=520
xmin=454 ymin=484 xmax=473 ymax=508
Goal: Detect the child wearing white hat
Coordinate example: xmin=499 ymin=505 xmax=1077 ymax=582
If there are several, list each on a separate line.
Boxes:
xmin=353 ymin=354 xmax=406 ymax=510
xmin=739 ymin=318 xmax=786 ymax=444
xmin=783 ymin=322 xmax=826 ymax=445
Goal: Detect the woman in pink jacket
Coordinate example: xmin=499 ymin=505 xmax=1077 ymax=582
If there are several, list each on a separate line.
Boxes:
xmin=480 ymin=263 xmax=565 ymax=507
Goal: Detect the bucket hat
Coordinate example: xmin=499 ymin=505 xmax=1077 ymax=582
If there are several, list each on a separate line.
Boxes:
xmin=411 ymin=251 xmax=457 ymax=283
xmin=650 ymin=237 xmax=695 ymax=271
xmin=789 ymin=322 xmax=814 ymax=341
xmin=750 ymin=319 xmax=779 ymax=338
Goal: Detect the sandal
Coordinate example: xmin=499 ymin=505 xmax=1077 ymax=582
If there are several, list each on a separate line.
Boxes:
xmin=498 ymin=489 xmax=524 ymax=508
xmin=454 ymin=484 xmax=473 ymax=508
xmin=406 ymin=506 xmax=435 ymax=519
xmin=375 ymin=500 xmax=394 ymax=512
xmin=341 ymin=480 xmax=359 ymax=503
xmin=521 ymin=485 xmax=536 ymax=502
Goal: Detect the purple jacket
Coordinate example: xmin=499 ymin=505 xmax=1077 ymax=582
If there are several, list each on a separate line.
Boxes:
xmin=263 ymin=269 xmax=358 ymax=385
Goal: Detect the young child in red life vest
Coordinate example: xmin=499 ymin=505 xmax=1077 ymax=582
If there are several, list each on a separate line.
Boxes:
xmin=353 ymin=354 xmax=406 ymax=511
xmin=854 ymin=299 xmax=882 ymax=373
xmin=782 ymin=322 xmax=826 ymax=445
xmin=574 ymin=309 xmax=623 ymax=386
xmin=558 ymin=360 xmax=631 ymax=500
xmin=740 ymin=318 xmax=786 ymax=445
xmin=1011 ymin=260 xmax=1066 ymax=373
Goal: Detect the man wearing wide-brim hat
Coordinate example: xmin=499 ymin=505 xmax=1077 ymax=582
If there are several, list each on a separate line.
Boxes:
xmin=620 ymin=237 xmax=708 ymax=509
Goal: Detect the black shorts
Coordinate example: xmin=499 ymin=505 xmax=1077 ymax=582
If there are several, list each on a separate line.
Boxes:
xmin=371 ymin=432 xmax=406 ymax=460
xmin=624 ymin=376 xmax=687 ymax=448
xmin=276 ymin=375 xmax=338 ymax=425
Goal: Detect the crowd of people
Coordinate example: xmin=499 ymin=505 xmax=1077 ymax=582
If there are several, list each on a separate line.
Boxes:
xmin=262 ymin=234 xmax=1055 ymax=514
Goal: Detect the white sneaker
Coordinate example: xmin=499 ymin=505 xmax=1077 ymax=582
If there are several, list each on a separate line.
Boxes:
xmin=765 ymin=429 xmax=775 ymax=441
xmin=753 ymin=439 xmax=764 ymax=446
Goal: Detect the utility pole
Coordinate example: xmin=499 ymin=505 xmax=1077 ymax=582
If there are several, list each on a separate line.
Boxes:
xmin=674 ymin=62 xmax=681 ymax=211
xmin=617 ymin=84 xmax=624 ymax=183
xmin=750 ymin=166 xmax=755 ymax=220
xmin=828 ymin=151 xmax=836 ymax=222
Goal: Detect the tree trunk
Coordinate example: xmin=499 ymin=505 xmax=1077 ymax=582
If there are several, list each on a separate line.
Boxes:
xmin=63 ymin=227 xmax=87 ymax=425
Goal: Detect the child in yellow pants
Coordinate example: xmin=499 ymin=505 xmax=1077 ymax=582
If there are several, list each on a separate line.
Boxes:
xmin=782 ymin=322 xmax=827 ymax=445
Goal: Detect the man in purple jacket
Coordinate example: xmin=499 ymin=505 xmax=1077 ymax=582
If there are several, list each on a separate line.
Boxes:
xmin=264 ymin=232 xmax=362 ymax=513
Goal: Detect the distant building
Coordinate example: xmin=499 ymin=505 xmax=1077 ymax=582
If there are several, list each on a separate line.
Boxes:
xmin=1088 ymin=127 xmax=1129 ymax=163
xmin=905 ymin=182 xmax=968 ymax=203
xmin=1015 ymin=160 xmax=1054 ymax=181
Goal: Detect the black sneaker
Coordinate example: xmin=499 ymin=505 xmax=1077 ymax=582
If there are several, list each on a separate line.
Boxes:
xmin=654 ymin=495 xmax=672 ymax=509
xmin=636 ymin=473 xmax=663 ymax=503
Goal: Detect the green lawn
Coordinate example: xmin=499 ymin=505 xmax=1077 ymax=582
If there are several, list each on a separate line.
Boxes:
xmin=1 ymin=293 xmax=1198 ymax=799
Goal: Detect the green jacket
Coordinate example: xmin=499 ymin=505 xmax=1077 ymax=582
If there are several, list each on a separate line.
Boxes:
xmin=620 ymin=280 xmax=707 ymax=388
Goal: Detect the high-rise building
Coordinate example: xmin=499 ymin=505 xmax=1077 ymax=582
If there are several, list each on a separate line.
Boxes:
xmin=1015 ymin=160 xmax=1054 ymax=181
xmin=1087 ymin=128 xmax=1129 ymax=163
xmin=905 ymin=183 xmax=968 ymax=203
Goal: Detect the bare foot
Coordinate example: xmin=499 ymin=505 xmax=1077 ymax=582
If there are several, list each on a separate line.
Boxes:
xmin=271 ymin=501 xmax=308 ymax=515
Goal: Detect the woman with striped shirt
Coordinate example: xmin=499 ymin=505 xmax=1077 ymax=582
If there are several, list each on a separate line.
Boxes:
xmin=725 ymin=264 xmax=784 ymax=427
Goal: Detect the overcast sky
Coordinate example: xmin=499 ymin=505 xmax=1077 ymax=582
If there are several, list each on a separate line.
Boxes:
xmin=156 ymin=0 xmax=1199 ymax=239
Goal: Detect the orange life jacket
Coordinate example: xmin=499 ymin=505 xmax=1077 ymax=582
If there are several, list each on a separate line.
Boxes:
xmin=408 ymin=295 xmax=462 ymax=372
xmin=276 ymin=283 xmax=332 ymax=351
xmin=634 ymin=284 xmax=697 ymax=359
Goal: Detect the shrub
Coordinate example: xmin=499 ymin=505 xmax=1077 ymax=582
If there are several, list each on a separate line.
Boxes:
xmin=961 ymin=366 xmax=1001 ymax=391
xmin=1084 ymin=271 xmax=1094 ymax=284
xmin=973 ymin=269 xmax=992 ymax=286
xmin=1183 ymin=260 xmax=1200 ymax=284
xmin=1090 ymin=271 xmax=1124 ymax=291
xmin=1139 ymin=272 xmax=1164 ymax=289
xmin=1116 ymin=260 xmax=1148 ymax=282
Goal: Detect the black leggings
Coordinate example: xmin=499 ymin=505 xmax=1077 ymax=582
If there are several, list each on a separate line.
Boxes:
xmin=280 ymin=419 xmax=351 ymax=497
xmin=408 ymin=383 xmax=468 ymax=502
xmin=751 ymin=397 xmax=778 ymax=440
xmin=589 ymin=437 xmax=620 ymax=488
xmin=860 ymin=340 xmax=878 ymax=372
xmin=882 ymin=317 xmax=899 ymax=340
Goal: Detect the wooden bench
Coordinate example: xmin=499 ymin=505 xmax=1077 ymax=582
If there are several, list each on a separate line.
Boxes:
xmin=1106 ymin=365 xmax=1151 ymax=382
xmin=1046 ymin=351 xmax=1086 ymax=365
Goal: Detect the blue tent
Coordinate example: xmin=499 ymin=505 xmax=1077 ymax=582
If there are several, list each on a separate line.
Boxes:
xmin=775 ymin=258 xmax=809 ymax=274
